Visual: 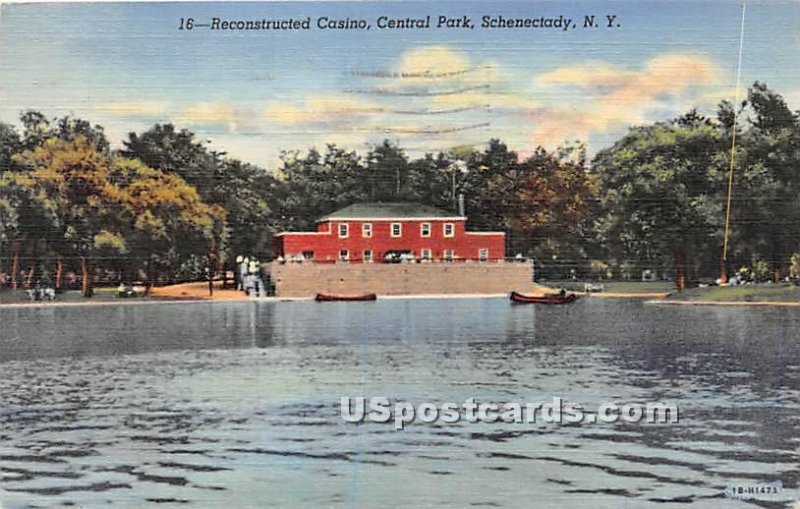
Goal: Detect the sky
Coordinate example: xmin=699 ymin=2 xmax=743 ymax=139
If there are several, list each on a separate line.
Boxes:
xmin=0 ymin=0 xmax=799 ymax=168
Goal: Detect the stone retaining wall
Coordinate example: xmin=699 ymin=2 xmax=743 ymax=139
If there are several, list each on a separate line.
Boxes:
xmin=265 ymin=261 xmax=535 ymax=297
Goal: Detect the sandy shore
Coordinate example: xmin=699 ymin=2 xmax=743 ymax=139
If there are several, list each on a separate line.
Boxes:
xmin=146 ymin=281 xmax=249 ymax=300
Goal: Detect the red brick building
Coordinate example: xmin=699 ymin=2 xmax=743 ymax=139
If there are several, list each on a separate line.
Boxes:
xmin=273 ymin=203 xmax=505 ymax=263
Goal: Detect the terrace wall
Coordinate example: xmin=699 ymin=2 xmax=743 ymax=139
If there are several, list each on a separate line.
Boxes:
xmin=265 ymin=261 xmax=536 ymax=297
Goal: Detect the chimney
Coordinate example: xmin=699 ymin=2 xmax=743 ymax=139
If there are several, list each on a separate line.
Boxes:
xmin=457 ymin=193 xmax=466 ymax=217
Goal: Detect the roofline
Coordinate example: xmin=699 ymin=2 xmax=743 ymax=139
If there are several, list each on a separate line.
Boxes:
xmin=317 ymin=216 xmax=467 ymax=222
xmin=273 ymin=232 xmax=328 ymax=237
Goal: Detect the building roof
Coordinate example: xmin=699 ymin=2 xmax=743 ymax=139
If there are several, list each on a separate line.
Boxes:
xmin=318 ymin=202 xmax=465 ymax=222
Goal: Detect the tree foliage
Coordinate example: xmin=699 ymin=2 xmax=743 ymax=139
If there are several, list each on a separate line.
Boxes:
xmin=0 ymin=82 xmax=797 ymax=294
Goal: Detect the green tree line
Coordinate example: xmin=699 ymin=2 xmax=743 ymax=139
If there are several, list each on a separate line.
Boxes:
xmin=0 ymin=82 xmax=797 ymax=294
xmin=595 ymin=83 xmax=800 ymax=289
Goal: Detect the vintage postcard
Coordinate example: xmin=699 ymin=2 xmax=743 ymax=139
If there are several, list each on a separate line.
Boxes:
xmin=0 ymin=0 xmax=798 ymax=507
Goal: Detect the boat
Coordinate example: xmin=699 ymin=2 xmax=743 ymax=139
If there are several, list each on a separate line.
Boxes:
xmin=509 ymin=291 xmax=578 ymax=304
xmin=315 ymin=293 xmax=377 ymax=302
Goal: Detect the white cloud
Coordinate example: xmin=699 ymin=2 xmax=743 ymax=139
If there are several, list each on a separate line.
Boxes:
xmin=93 ymin=100 xmax=170 ymax=118
xmin=174 ymin=102 xmax=248 ymax=133
xmin=529 ymin=53 xmax=722 ymax=146
xmin=97 ymin=49 xmax=732 ymax=167
xmin=781 ymin=88 xmax=800 ymax=110
xmin=264 ymin=95 xmax=381 ymax=125
xmin=397 ymin=46 xmax=471 ymax=77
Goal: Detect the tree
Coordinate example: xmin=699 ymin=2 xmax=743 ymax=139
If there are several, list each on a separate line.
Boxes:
xmin=9 ymin=113 xmax=113 ymax=290
xmin=512 ymin=144 xmax=599 ymax=275
xmin=0 ymin=126 xmax=60 ymax=289
xmin=0 ymin=123 xmax=21 ymax=172
xmin=19 ymin=111 xmax=109 ymax=152
xmin=13 ymin=134 xmax=224 ymax=296
xmin=746 ymin=81 xmax=797 ymax=134
xmin=593 ymin=112 xmax=728 ymax=290
xmin=14 ymin=136 xmax=117 ymax=296
xmin=106 ymin=157 xmax=225 ymax=288
xmin=121 ymin=123 xmax=213 ymax=192
xmin=0 ymin=124 xmax=22 ymax=286
xmin=201 ymin=157 xmax=272 ymax=270
xmin=405 ymin=151 xmax=463 ymax=213
xmin=272 ymin=145 xmax=367 ymax=231
xmin=365 ymin=140 xmax=409 ymax=201
xmin=462 ymin=139 xmax=522 ymax=232
xmin=123 ymin=124 xmax=273 ymax=272
xmin=0 ymin=174 xmax=20 ymax=286
xmin=726 ymin=83 xmax=800 ymax=279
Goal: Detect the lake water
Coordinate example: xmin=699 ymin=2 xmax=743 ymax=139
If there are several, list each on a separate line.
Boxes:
xmin=0 ymin=298 xmax=799 ymax=508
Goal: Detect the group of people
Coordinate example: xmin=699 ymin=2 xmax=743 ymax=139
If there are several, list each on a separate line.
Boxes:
xmin=237 ymin=256 xmax=268 ymax=297
xmin=27 ymin=282 xmax=56 ymax=301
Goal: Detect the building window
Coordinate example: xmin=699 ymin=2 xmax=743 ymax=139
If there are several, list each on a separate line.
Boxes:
xmin=443 ymin=223 xmax=455 ymax=237
xmin=302 ymin=251 xmax=314 ymax=260
xmin=444 ymin=249 xmax=454 ymax=262
xmin=362 ymin=223 xmax=372 ymax=238
xmin=339 ymin=249 xmax=349 ymax=262
xmin=421 ymin=248 xmax=431 ymax=261
xmin=338 ymin=223 xmax=349 ymax=238
xmin=391 ymin=223 xmax=402 ymax=238
xmin=478 ymin=248 xmax=489 ymax=262
xmin=363 ymin=249 xmax=373 ymax=263
xmin=420 ymin=222 xmax=431 ymax=237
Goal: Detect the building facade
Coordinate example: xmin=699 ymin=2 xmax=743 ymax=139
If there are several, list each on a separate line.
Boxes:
xmin=273 ymin=203 xmax=505 ymax=263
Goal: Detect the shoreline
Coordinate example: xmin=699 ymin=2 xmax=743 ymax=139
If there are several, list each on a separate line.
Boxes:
xmin=0 ymin=298 xmax=253 ymax=309
xmin=0 ymin=293 xmax=512 ymax=309
xmin=0 ymin=291 xmax=681 ymax=309
xmin=5 ymin=292 xmax=796 ymax=309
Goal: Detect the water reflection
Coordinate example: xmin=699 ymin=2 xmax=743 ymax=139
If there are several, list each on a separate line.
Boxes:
xmin=0 ymin=298 xmax=798 ymax=508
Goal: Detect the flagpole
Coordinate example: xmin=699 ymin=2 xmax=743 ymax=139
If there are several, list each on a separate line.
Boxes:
xmin=721 ymin=0 xmax=746 ymax=283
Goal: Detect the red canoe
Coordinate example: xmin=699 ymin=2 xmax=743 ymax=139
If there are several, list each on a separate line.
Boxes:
xmin=509 ymin=291 xmax=578 ymax=304
xmin=315 ymin=293 xmax=377 ymax=302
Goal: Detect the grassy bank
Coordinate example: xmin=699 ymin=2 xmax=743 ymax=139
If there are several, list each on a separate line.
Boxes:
xmin=599 ymin=281 xmax=675 ymax=293
xmin=670 ymin=283 xmax=800 ymax=302
xmin=0 ymin=287 xmax=121 ymax=304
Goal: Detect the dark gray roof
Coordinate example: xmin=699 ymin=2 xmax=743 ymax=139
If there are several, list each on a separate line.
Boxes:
xmin=319 ymin=202 xmax=463 ymax=221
